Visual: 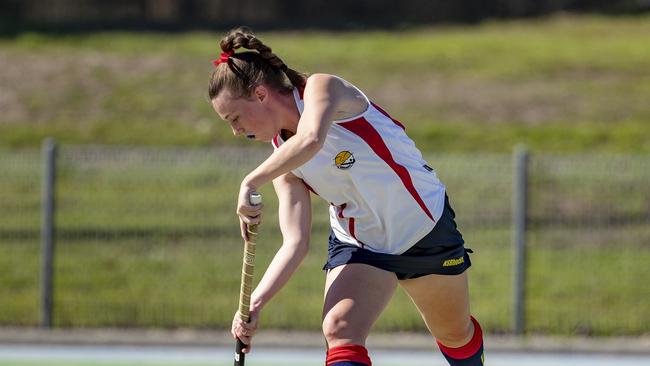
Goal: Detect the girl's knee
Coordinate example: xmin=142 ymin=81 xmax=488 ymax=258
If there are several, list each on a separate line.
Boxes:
xmin=322 ymin=313 xmax=365 ymax=347
xmin=435 ymin=317 xmax=474 ymax=347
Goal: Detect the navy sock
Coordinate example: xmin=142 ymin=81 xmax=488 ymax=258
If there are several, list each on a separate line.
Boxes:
xmin=440 ymin=343 xmax=484 ymax=366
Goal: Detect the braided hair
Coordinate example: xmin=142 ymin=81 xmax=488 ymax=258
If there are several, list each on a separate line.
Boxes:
xmin=208 ymin=26 xmax=307 ymax=100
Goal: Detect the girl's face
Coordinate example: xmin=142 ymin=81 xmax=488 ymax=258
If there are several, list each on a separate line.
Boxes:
xmin=211 ymin=86 xmax=278 ymax=142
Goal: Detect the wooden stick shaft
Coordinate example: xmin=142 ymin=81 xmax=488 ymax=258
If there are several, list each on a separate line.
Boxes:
xmin=238 ymin=224 xmax=258 ymax=322
xmin=234 ymin=192 xmax=261 ymax=366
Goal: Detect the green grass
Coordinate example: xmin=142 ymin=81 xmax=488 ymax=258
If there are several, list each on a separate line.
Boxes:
xmin=0 ymin=232 xmax=648 ymax=335
xmin=1 ymin=15 xmax=650 ymax=152
xmin=1 ymin=148 xmax=648 ymax=335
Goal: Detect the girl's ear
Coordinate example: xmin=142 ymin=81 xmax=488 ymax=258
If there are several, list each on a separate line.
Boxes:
xmin=253 ymin=85 xmax=268 ymax=102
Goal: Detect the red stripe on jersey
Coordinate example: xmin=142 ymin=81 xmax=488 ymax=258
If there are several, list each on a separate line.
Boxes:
xmin=336 ymin=203 xmax=360 ymax=245
xmin=301 ymin=179 xmax=319 ymax=196
xmin=339 ymin=118 xmax=435 ymax=223
xmin=338 ymin=203 xmax=347 ymax=218
xmin=298 ymin=87 xmax=304 ymax=100
xmin=349 ymin=217 xmax=357 ymax=240
xmin=272 ymin=134 xmax=279 ymax=148
xmin=371 ymin=102 xmax=406 ymax=130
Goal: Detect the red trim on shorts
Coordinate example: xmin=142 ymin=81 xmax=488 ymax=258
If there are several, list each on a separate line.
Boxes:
xmin=339 ymin=118 xmax=434 ymax=223
xmin=437 ymin=316 xmax=483 ymax=360
xmin=370 ymin=102 xmax=406 ymax=130
xmin=326 ymin=344 xmax=371 ymax=366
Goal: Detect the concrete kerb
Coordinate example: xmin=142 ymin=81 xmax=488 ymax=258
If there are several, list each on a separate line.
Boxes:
xmin=0 ymin=327 xmax=649 ymax=355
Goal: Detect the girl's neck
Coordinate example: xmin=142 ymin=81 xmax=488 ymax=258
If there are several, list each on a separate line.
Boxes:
xmin=278 ymin=88 xmax=300 ymax=136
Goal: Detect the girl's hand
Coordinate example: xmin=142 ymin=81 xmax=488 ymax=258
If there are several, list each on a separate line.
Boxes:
xmin=237 ymin=182 xmax=264 ymax=240
xmin=231 ymin=307 xmax=260 ymax=353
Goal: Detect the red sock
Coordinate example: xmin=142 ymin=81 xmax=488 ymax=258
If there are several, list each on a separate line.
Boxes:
xmin=326 ymin=344 xmax=371 ymax=366
xmin=437 ymin=316 xmax=484 ymax=365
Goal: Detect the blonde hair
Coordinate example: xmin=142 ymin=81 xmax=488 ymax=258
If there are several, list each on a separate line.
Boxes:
xmin=208 ymin=26 xmax=307 ymax=100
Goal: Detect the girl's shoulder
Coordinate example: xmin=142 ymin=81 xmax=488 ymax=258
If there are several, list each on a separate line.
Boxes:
xmin=303 ymin=74 xmax=369 ymax=121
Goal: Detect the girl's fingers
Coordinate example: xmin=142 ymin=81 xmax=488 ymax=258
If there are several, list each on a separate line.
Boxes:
xmin=241 ymin=321 xmax=256 ymax=331
xmin=239 ymin=220 xmax=247 ymax=240
xmin=238 ymin=204 xmax=264 ymax=224
xmin=238 ymin=334 xmax=251 ymax=345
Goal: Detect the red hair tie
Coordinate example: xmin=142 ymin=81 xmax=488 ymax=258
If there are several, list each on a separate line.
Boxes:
xmin=213 ymin=50 xmax=234 ymax=68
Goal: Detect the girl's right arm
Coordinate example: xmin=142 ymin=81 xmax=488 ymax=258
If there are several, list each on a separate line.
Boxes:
xmin=231 ymin=171 xmax=312 ymax=352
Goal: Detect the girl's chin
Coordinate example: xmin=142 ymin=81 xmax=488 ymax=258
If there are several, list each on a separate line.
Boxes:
xmin=246 ymin=134 xmax=273 ymax=143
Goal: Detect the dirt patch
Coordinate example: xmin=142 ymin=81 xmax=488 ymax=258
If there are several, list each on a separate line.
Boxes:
xmin=1 ymin=48 xmax=646 ymax=129
xmin=0 ymin=49 xmax=179 ymax=124
xmin=371 ymin=75 xmax=586 ymax=125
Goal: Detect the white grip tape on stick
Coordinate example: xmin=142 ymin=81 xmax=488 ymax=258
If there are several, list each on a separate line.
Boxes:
xmin=250 ymin=193 xmax=262 ymax=205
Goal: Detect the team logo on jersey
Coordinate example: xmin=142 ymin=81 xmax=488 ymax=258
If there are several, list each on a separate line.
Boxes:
xmin=334 ymin=151 xmax=355 ymax=169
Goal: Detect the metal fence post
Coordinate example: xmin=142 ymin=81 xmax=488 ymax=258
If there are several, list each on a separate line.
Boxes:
xmin=512 ymin=144 xmax=529 ymax=335
xmin=40 ymin=138 xmax=57 ymax=328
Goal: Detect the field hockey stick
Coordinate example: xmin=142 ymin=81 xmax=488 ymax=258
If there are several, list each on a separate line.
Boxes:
xmin=234 ymin=192 xmax=262 ymax=366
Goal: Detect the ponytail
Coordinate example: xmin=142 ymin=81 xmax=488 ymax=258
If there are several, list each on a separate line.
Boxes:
xmin=208 ymin=26 xmax=307 ymax=100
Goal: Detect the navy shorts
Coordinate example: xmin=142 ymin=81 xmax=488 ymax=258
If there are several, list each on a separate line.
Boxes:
xmin=323 ymin=195 xmax=472 ymax=280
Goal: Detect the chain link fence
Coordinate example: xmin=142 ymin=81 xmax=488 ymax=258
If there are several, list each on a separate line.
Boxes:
xmin=527 ymin=154 xmax=650 ymax=335
xmin=0 ymin=144 xmax=648 ymax=335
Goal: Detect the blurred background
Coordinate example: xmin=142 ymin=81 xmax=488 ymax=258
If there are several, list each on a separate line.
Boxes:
xmin=0 ymin=0 xmax=649 ymax=350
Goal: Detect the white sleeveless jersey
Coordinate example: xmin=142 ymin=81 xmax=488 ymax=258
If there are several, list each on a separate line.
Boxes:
xmin=272 ymin=79 xmax=446 ymax=255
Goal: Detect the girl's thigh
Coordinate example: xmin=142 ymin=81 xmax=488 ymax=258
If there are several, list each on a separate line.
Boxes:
xmin=322 ymin=263 xmax=397 ymax=347
xmin=399 ymin=272 xmax=473 ymax=346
